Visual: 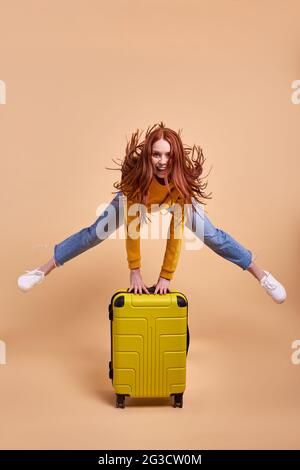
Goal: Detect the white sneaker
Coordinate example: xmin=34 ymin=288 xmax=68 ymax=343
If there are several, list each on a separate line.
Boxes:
xmin=260 ymin=270 xmax=287 ymax=304
xmin=17 ymin=268 xmax=45 ymax=292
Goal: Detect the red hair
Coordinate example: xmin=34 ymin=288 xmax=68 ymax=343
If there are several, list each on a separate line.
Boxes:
xmin=106 ymin=121 xmax=212 ymax=217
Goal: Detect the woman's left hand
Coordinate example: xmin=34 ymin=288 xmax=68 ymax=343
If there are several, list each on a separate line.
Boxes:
xmin=154 ymin=277 xmax=170 ymax=295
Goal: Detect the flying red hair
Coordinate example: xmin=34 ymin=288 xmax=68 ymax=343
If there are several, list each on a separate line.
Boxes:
xmin=106 ymin=121 xmax=212 ymax=220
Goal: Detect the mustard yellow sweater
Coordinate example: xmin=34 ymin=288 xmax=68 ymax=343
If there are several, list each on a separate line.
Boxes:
xmin=124 ymin=176 xmax=185 ymax=280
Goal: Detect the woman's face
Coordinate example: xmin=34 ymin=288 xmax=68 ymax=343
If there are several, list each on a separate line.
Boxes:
xmin=151 ymin=138 xmax=171 ymax=178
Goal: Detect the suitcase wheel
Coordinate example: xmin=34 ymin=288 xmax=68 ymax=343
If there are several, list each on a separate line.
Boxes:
xmin=116 ymin=394 xmax=126 ymax=408
xmin=172 ymin=393 xmax=183 ymax=408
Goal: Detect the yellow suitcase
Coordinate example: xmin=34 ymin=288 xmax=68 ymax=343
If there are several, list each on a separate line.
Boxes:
xmin=108 ymin=285 xmax=190 ymax=408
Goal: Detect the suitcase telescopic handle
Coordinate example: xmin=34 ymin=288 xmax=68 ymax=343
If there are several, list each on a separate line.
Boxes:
xmin=126 ymin=285 xmax=170 ymax=294
xmin=146 ymin=285 xmax=156 ymax=294
xmin=146 ymin=285 xmax=170 ymax=293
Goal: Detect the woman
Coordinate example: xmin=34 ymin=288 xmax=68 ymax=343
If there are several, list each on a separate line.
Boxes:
xmin=17 ymin=122 xmax=286 ymax=302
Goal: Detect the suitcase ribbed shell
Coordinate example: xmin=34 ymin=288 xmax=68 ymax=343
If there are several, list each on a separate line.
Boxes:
xmin=109 ymin=288 xmax=189 ymax=400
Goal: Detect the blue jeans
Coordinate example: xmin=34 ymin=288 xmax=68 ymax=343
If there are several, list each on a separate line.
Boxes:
xmin=54 ymin=191 xmax=253 ymax=271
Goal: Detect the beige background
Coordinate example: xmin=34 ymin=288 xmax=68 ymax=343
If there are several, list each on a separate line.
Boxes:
xmin=1 ymin=0 xmax=300 ymax=450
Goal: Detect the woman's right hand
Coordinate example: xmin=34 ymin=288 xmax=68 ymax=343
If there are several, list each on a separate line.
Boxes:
xmin=128 ymin=268 xmax=150 ymax=295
